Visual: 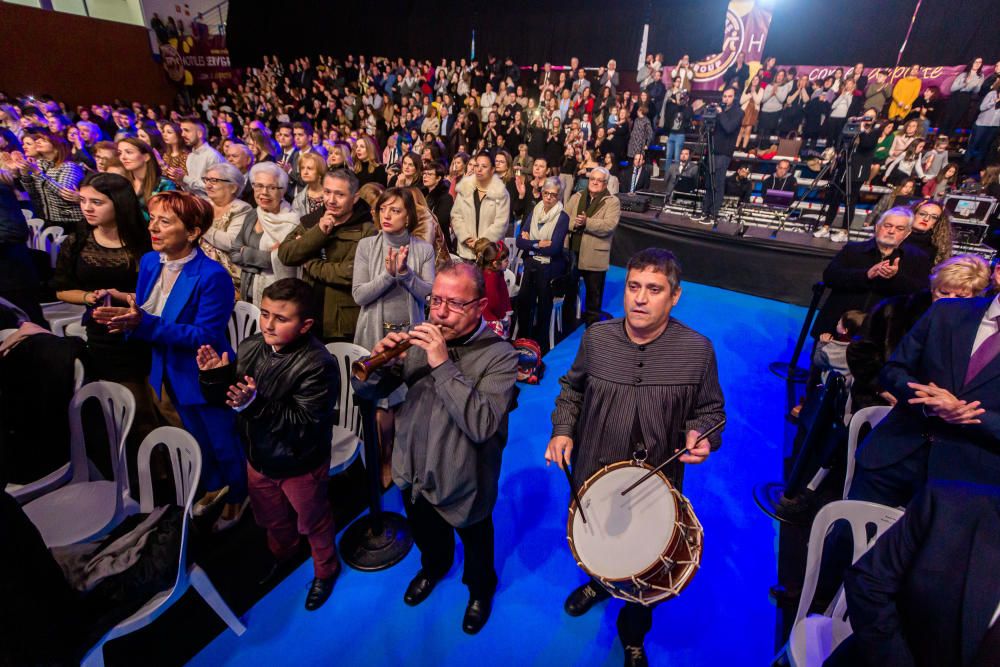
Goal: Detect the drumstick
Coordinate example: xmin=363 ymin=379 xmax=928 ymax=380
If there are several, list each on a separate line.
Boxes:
xmin=563 ymin=464 xmax=587 ymax=524
xmin=619 ymin=419 xmax=726 ymax=497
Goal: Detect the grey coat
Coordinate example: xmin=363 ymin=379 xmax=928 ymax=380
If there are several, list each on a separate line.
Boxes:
xmin=357 ymin=325 xmax=519 ymax=527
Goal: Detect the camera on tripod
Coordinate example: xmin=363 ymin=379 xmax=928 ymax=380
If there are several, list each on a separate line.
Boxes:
xmin=701 ymin=104 xmax=720 ymax=130
xmin=841 ymin=116 xmax=870 ymax=138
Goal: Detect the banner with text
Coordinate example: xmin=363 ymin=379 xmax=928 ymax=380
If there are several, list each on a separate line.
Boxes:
xmin=775 ymin=64 xmax=997 ymax=99
xmin=691 ymin=0 xmax=773 ymax=92
xmin=159 ymin=32 xmax=239 ymax=89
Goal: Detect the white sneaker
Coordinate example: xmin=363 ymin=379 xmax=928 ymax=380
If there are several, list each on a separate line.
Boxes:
xmin=830 ymin=230 xmax=849 ymax=243
xmin=812 ymin=226 xmax=831 ymax=239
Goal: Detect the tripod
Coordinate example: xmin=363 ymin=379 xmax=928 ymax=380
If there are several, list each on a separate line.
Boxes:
xmin=782 ymin=132 xmax=858 ymax=237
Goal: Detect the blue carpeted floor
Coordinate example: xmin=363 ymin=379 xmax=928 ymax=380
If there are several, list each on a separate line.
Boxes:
xmin=189 ymin=267 xmax=806 ymax=667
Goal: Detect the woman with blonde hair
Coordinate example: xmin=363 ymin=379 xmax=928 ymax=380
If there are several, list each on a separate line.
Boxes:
xmin=352 ymin=135 xmax=387 ymax=186
xmin=357 ymin=182 xmax=385 ymax=214
xmin=292 ymin=151 xmax=327 ymax=217
xmin=327 ymin=141 xmax=353 ymax=171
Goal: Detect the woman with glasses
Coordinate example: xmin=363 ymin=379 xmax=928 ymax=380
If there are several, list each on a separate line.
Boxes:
xmin=352 ymin=186 xmax=435 ymax=487
xmin=230 ymin=162 xmax=300 ymax=305
xmin=515 ymin=178 xmax=570 ymax=352
xmin=904 ymin=199 xmax=953 ymax=264
xmin=200 ymin=162 xmax=252 ymax=289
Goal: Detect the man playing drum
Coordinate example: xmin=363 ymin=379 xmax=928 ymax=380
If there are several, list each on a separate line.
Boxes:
xmin=545 ymin=247 xmax=726 ymax=667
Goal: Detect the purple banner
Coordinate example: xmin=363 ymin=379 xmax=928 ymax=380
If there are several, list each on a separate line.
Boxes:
xmin=776 ymin=65 xmax=997 ymax=98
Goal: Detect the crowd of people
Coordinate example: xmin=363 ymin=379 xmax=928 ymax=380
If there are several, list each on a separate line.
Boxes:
xmin=1 ymin=47 xmax=1000 ymax=667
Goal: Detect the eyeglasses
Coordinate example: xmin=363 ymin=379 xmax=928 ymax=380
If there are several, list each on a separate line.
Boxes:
xmin=426 ymin=295 xmax=478 ymax=312
xmin=204 ymin=177 xmax=233 ymax=185
xmin=589 ymin=177 xmax=608 ymax=184
xmin=916 ymin=211 xmax=941 ymax=221
xmin=251 ymin=184 xmax=282 ymax=193
xmin=541 ymin=191 xmax=560 ymax=198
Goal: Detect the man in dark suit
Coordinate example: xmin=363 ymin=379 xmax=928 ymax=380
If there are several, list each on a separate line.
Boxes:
xmin=825 ymin=482 xmax=1000 ymax=667
xmin=696 ymin=88 xmax=743 ymax=223
xmin=848 ymin=289 xmax=1000 ymax=508
xmin=619 ymin=153 xmax=652 ymax=194
xmin=663 ymin=147 xmax=699 ymax=202
xmin=811 ymin=208 xmax=932 ymax=338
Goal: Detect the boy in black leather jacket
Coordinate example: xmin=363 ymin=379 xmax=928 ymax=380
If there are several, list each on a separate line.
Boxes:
xmin=197 ymin=278 xmax=340 ymax=611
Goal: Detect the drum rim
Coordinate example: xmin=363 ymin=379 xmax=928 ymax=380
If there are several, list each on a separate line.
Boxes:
xmin=566 ymin=460 xmax=685 ymax=583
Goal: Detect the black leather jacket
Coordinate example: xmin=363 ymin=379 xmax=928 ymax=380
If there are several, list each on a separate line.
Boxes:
xmin=200 ymin=333 xmax=338 ymax=478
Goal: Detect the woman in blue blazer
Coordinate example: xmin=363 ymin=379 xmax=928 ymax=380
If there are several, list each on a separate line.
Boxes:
xmin=95 ymin=191 xmax=247 ymax=531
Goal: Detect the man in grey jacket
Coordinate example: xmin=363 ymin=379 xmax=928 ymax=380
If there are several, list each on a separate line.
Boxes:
xmin=359 ymin=262 xmax=519 ymax=635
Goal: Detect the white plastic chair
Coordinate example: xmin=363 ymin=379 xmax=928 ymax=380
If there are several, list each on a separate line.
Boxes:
xmin=21 ymin=208 xmax=33 ymax=221
xmin=550 ymin=296 xmax=565 ymax=351
xmin=843 ymin=406 xmax=892 ymax=498
xmin=41 ymin=301 xmax=86 ymax=336
xmin=64 ymin=320 xmax=88 ymax=340
xmin=26 ymin=218 xmax=44 ymax=246
xmin=227 ymin=300 xmax=261 ymax=352
xmin=80 ymin=427 xmax=246 ymax=667
xmin=504 ymin=268 xmax=520 ymax=299
xmin=781 ymin=500 xmax=904 ymax=667
xmin=4 ymin=360 xmax=85 ymax=503
xmin=21 ymin=381 xmax=136 ymax=546
xmin=325 ymin=342 xmax=369 ymax=474
xmin=35 ymin=224 xmax=64 ymax=252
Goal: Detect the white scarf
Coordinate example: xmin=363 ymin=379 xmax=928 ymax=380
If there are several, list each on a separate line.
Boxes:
xmin=252 ymin=201 xmax=300 ymax=305
xmin=529 ymin=200 xmax=563 ymax=265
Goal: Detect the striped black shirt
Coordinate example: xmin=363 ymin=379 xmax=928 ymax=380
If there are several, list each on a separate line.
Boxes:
xmin=551 ymin=318 xmax=726 ymax=487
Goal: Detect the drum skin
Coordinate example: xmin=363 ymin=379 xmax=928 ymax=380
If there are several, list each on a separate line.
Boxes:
xmin=567 ymin=460 xmax=704 ymax=606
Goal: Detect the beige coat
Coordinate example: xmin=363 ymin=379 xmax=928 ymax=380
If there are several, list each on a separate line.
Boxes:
xmin=564 ymin=191 xmax=621 ymax=272
xmin=450 ymin=174 xmax=511 ymax=260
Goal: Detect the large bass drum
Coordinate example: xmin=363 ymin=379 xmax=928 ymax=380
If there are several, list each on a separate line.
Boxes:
xmin=567 ymin=460 xmax=703 ymax=606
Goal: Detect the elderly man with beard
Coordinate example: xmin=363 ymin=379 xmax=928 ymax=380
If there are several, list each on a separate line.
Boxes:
xmin=357 ymin=262 xmax=519 ymax=635
xmin=546 ymin=247 xmax=725 ymax=667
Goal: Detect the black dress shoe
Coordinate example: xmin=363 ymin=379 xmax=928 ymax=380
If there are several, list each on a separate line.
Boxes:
xmin=624 ymin=645 xmax=649 ymax=667
xmin=462 ymin=597 xmax=493 ymax=635
xmin=304 ymin=570 xmax=339 ymax=611
xmin=403 ymin=570 xmax=439 ymax=606
xmin=564 ymin=581 xmax=610 ymax=617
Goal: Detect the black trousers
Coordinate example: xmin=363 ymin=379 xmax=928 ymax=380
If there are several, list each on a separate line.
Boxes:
xmin=701 ymin=154 xmax=730 ymax=218
xmin=515 ymin=263 xmax=556 ymax=351
xmin=562 ymin=255 xmax=607 ymax=329
xmin=402 ymin=492 xmax=498 ymax=599
xmin=756 ymin=110 xmax=781 ymax=147
xmin=822 ymin=180 xmax=863 ymax=230
xmin=617 ymin=601 xmax=655 ymax=647
xmin=815 ymin=443 xmax=929 ymax=608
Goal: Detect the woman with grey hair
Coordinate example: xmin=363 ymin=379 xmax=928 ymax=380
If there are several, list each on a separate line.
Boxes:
xmin=515 ymin=176 xmax=571 ymax=352
xmin=230 ymin=161 xmax=299 ymax=305
xmin=200 ymin=161 xmax=252 ymax=289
